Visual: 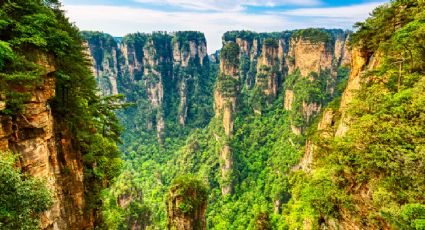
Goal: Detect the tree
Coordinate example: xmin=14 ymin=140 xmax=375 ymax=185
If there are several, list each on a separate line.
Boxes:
xmin=0 ymin=152 xmax=53 ymax=229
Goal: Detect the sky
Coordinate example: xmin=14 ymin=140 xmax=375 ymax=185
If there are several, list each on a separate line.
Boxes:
xmin=61 ymin=0 xmax=389 ymax=53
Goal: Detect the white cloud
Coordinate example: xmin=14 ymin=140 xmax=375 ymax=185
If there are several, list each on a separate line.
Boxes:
xmin=133 ymin=0 xmax=322 ymax=12
xmin=281 ymin=1 xmax=386 ymax=18
xmin=63 ymin=5 xmax=290 ymax=52
xmin=62 ymin=2 xmax=385 ymax=53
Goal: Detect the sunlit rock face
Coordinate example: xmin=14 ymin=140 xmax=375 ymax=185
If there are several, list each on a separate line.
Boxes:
xmin=0 ymin=54 xmax=88 ymax=230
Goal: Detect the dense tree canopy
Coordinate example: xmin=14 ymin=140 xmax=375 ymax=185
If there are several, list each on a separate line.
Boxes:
xmin=0 ymin=152 xmax=53 ymax=229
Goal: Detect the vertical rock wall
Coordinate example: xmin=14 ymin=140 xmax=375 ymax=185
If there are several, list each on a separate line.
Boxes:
xmin=83 ymin=31 xmax=211 ymax=143
xmin=0 ymin=55 xmax=87 ymax=230
xmin=214 ymin=42 xmax=240 ymax=195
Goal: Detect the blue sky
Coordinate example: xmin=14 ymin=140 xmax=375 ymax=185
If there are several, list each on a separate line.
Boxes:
xmin=62 ymin=0 xmax=389 ymax=52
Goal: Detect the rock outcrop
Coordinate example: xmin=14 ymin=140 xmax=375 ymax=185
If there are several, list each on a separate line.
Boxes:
xmin=295 ymin=34 xmax=385 ymax=230
xmin=336 ymin=47 xmax=381 ymax=137
xmin=255 ymin=38 xmax=280 ymax=98
xmin=214 ymin=42 xmax=240 ymax=195
xmin=166 ymin=177 xmax=207 ymax=230
xmin=114 ymin=172 xmax=150 ymax=230
xmin=0 ymin=55 xmax=88 ymax=230
xmin=82 ymin=32 xmax=120 ymax=96
xmin=83 ymin=31 xmax=212 ymax=143
xmin=213 ymin=29 xmax=352 ymax=195
xmin=284 ymin=29 xmax=351 ymax=133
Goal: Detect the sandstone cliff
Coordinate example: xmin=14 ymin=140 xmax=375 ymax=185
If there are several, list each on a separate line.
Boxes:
xmin=0 ymin=55 xmax=88 ymax=229
xmin=83 ymin=31 xmax=214 ymax=143
xmin=214 ymin=42 xmax=240 ymax=195
xmin=255 ymin=38 xmax=280 ymax=99
xmin=296 ymin=37 xmax=385 ymax=230
xmin=82 ymin=32 xmax=120 ymax=96
xmin=284 ymin=29 xmax=351 ymax=134
xmin=213 ymin=29 xmax=352 ymax=195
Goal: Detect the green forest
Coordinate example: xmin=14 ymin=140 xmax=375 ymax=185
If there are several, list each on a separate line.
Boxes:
xmin=1 ymin=0 xmax=425 ymax=229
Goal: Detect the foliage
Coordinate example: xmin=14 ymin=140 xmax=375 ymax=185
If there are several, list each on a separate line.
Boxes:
xmin=108 ymin=28 xmax=351 ymax=229
xmin=220 ymin=42 xmax=240 ymax=67
xmin=263 ymin=38 xmax=278 ymax=48
xmin=173 ymin=31 xmax=206 ymax=48
xmin=101 ymin=170 xmax=152 ymax=230
xmin=284 ymin=68 xmax=345 ymax=128
xmin=223 ymin=30 xmax=258 ymax=44
xmin=0 ymin=0 xmax=124 ymax=223
xmin=286 ymin=1 xmax=425 ymax=228
xmin=92 ymin=30 xmax=219 ymax=228
xmin=292 ymin=28 xmax=332 ymax=43
xmin=0 ymin=152 xmax=53 ymax=229
xmin=167 ymin=175 xmax=208 ymax=213
xmin=172 ymin=99 xmax=302 ymax=229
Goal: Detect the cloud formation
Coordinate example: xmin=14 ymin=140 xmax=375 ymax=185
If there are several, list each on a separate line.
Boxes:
xmin=62 ymin=1 xmax=386 ymax=53
xmin=282 ymin=2 xmax=385 ymax=18
xmin=133 ymin=0 xmax=321 ymax=11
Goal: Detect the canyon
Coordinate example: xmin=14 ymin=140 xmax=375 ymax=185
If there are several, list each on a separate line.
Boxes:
xmin=81 ymin=28 xmax=353 ymax=228
xmin=2 ymin=0 xmax=423 ymax=229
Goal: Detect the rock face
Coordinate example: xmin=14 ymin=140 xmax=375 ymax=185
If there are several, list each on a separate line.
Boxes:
xmin=83 ymin=32 xmax=120 ymax=96
xmin=83 ymin=31 xmax=212 ymax=143
xmin=286 ymin=37 xmax=333 ymax=77
xmin=114 ymin=172 xmax=149 ymax=230
xmin=166 ymin=177 xmax=207 ymax=230
xmin=213 ymin=29 xmax=352 ymax=195
xmin=284 ymin=29 xmax=351 ymax=133
xmin=214 ymin=42 xmax=240 ymax=195
xmin=295 ymin=37 xmax=384 ymax=230
xmin=336 ymin=47 xmax=381 ymax=137
xmin=0 ymin=56 xmax=87 ymax=229
xmin=255 ymin=39 xmax=280 ymax=98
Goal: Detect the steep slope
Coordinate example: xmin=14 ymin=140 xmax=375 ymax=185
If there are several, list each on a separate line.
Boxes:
xmin=0 ymin=1 xmax=122 ymax=229
xmin=83 ymin=31 xmax=217 ymax=228
xmin=287 ymin=1 xmax=425 ymax=229
xmin=83 ymin=28 xmax=352 ymax=229
xmin=172 ymin=29 xmax=352 ymax=229
xmin=83 ymin=31 xmax=215 ymax=143
xmin=0 ymin=54 xmax=87 ymax=229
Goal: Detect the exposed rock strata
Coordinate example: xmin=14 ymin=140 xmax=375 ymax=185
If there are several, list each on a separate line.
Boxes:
xmin=0 ymin=56 xmax=88 ymax=230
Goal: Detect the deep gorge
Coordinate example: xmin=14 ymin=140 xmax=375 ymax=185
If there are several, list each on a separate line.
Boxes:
xmin=1 ymin=0 xmax=424 ymax=229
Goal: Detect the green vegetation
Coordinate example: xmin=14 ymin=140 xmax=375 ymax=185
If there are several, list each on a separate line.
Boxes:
xmin=223 ymin=30 xmax=258 ymax=44
xmin=263 ymin=38 xmax=279 ymax=48
xmin=167 ymin=175 xmax=208 ymax=214
xmin=0 ymin=152 xmax=53 ymax=229
xmin=166 ymin=176 xmax=208 ymax=230
xmin=101 ymin=170 xmax=152 ymax=230
xmin=86 ymin=31 xmax=219 ymax=228
xmin=173 ymin=31 xmax=206 ymax=48
xmin=106 ymin=28 xmax=351 ymax=229
xmin=0 ymin=0 xmax=123 ymax=225
xmin=169 ymin=98 xmax=302 ymax=229
xmin=284 ymin=68 xmax=347 ymax=128
xmin=221 ymin=42 xmax=240 ymax=67
xmin=292 ymin=28 xmax=332 ymax=43
xmin=5 ymin=0 xmax=424 ymax=229
xmin=286 ymin=1 xmax=425 ymax=228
